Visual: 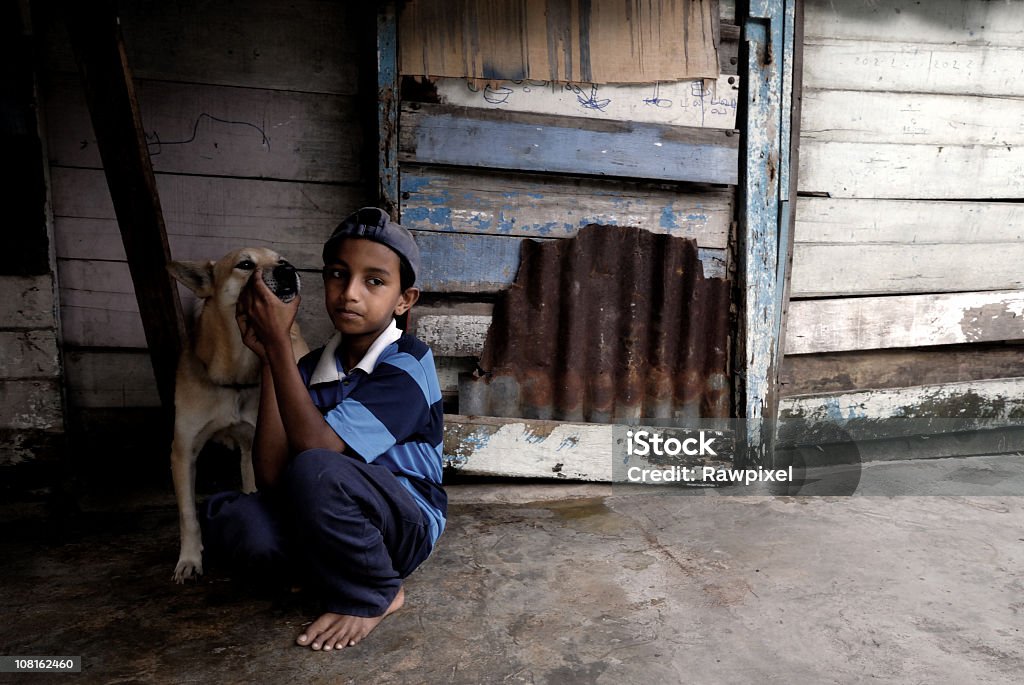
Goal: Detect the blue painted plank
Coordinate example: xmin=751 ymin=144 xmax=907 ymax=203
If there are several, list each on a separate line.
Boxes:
xmin=401 ymin=166 xmax=733 ymax=248
xmin=400 ymin=104 xmax=739 ymax=185
xmin=414 ymin=231 xmax=727 ymax=293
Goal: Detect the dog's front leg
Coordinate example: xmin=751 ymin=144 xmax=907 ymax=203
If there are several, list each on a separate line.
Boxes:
xmin=238 ymin=430 xmax=256 ymax=494
xmin=171 ymin=433 xmax=203 ymax=583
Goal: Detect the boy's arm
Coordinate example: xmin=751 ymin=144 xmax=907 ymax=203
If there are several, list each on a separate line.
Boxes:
xmin=238 ymin=273 xmax=347 ymax=489
xmin=263 ymin=339 xmax=347 ymax=458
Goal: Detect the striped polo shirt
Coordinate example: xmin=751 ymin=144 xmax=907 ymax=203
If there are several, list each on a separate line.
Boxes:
xmin=297 ymin=320 xmax=446 ymax=545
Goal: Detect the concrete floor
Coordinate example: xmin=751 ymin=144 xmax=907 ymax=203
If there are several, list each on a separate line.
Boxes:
xmin=2 ymin=463 xmax=1023 ymax=684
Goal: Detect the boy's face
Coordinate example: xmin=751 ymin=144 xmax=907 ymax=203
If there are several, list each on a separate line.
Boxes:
xmin=322 ymin=238 xmax=419 ymax=341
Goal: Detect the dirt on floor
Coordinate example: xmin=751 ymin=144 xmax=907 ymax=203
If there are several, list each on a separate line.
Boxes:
xmin=1 ymin=475 xmax=1023 ymax=684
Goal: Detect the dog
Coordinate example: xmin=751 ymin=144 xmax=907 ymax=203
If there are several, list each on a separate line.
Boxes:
xmin=167 ymin=247 xmax=309 ymax=583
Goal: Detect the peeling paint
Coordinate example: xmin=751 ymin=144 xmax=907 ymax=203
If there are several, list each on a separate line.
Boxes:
xmin=960 ymin=301 xmax=1024 ymax=343
xmin=443 ymin=418 xmax=612 ymax=480
xmin=779 ymin=378 xmax=1024 ymax=445
xmin=659 ymin=206 xmax=679 ymax=229
xmin=402 ymin=205 xmax=454 ymax=229
xmin=558 ymin=435 xmax=580 ymax=451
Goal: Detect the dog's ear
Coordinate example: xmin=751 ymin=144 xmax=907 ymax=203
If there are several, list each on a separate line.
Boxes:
xmin=167 ymin=260 xmax=216 ymax=297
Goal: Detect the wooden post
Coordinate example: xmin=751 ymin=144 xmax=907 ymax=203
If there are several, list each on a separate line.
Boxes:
xmin=736 ymin=0 xmax=801 ymax=466
xmin=376 ymin=0 xmax=400 ymax=218
xmin=62 ymin=0 xmax=185 ymax=412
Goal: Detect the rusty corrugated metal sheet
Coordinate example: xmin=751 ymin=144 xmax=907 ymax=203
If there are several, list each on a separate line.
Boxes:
xmin=460 ymin=225 xmax=731 ymax=422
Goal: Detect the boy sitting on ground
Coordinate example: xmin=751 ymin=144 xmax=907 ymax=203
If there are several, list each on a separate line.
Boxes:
xmin=202 ymin=207 xmax=446 ymax=650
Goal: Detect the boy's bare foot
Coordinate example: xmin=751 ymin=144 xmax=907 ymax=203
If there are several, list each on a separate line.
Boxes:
xmin=296 ymin=586 xmax=405 ymax=651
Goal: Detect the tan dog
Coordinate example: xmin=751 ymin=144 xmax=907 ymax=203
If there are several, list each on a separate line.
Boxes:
xmin=167 ymin=247 xmax=309 ymax=583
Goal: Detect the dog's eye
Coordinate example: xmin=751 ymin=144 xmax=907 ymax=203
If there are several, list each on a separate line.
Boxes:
xmin=235 ymin=260 xmax=256 ymax=271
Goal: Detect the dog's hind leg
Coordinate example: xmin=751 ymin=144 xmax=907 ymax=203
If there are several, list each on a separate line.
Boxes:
xmin=171 ymin=431 xmax=204 ymax=583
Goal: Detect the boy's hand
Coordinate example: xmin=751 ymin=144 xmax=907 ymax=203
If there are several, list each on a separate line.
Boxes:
xmin=236 ymin=268 xmax=300 ymax=361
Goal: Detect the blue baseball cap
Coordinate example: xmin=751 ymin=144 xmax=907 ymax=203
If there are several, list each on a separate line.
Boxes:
xmin=322 ymin=207 xmax=420 ymax=285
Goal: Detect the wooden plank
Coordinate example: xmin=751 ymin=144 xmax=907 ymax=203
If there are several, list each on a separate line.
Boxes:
xmin=42 ymin=0 xmax=359 ymax=94
xmin=444 ymin=415 xmax=732 ymax=480
xmin=0 ymin=428 xmax=65 ymax=467
xmin=63 ymin=350 xmax=159 ymax=408
xmin=803 ymin=38 xmax=1024 ymax=97
xmin=417 ymin=233 xmax=727 ymax=293
xmin=433 ymin=74 xmax=740 ymax=129
xmin=58 ymin=285 xmax=147 ymax=349
xmin=434 ymin=357 xmax=476 ymax=405
xmin=58 ymin=260 xmax=337 ymax=349
xmin=375 ymin=0 xmax=399 ymax=214
xmin=408 ymin=302 xmax=494 ymax=357
xmin=59 ymin=236 xmax=727 ymax=347
xmin=50 ymin=167 xmax=361 ymax=267
xmin=58 ymin=235 xmax=726 ymax=302
xmin=398 ymin=0 xmax=720 ymax=85
xmin=0 ymin=276 xmax=55 ymax=329
xmin=785 ymin=291 xmax=1024 ymax=355
xmin=799 ymin=141 xmax=1024 ymax=199
xmin=794 ymin=197 xmax=1024 ymax=246
xmin=0 ymin=331 xmax=60 ymax=380
xmin=0 ymin=380 xmax=63 ymax=431
xmin=805 ymin=0 xmax=1024 ymax=48
xmin=778 ymin=377 xmax=1024 ymax=445
xmin=801 ymin=89 xmax=1024 ymax=146
xmin=791 ymin=243 xmax=1024 ymax=297
xmin=45 ymin=75 xmax=361 ymax=183
xmin=66 ymin=344 xmax=474 ymax=411
xmin=720 ymin=0 xmax=736 ymax=23
xmin=399 ymin=103 xmax=739 ymax=185
xmin=401 ymin=165 xmax=733 ymax=248
xmin=780 ymin=345 xmax=1024 ymax=398
xmin=414 ymin=315 xmax=491 ymax=358
xmin=443 ymin=415 xmax=612 ymax=480
xmin=64 ymin=1 xmax=184 ymax=410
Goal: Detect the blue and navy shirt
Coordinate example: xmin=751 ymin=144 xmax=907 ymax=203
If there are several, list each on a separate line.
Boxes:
xmin=297 ymin=320 xmax=446 ymax=545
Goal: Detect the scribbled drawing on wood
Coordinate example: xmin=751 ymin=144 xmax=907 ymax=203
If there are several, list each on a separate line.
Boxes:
xmin=434 ymin=75 xmax=740 ymax=129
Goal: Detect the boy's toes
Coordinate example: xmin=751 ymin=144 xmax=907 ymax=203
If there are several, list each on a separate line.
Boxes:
xmin=298 ymin=613 xmax=333 ymax=648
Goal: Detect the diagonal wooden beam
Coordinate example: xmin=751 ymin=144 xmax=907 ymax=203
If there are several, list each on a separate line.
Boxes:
xmin=62 ymin=0 xmax=184 ymax=412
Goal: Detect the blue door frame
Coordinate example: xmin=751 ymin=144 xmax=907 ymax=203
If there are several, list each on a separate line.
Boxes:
xmin=737 ymin=0 xmax=800 ymax=465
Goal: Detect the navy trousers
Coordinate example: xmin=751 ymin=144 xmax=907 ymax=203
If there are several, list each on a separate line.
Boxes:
xmin=201 ymin=449 xmax=433 ymax=617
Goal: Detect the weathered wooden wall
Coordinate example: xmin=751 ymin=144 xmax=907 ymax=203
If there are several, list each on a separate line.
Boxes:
xmin=781 ymin=0 xmax=1024 ymax=432
xmin=1 ymin=0 xmax=64 ymax=469
xmin=402 ymin=0 xmax=741 ymax=416
xmin=37 ymin=0 xmax=367 ymax=414
xmin=39 ymin=0 xmax=742 ymax=459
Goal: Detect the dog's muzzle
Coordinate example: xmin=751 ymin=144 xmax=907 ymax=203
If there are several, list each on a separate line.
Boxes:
xmin=262 ymin=262 xmax=301 ymax=302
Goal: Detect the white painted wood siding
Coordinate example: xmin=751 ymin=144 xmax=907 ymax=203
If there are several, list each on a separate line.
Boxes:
xmin=788 ymin=1 xmax=1024 ymax=413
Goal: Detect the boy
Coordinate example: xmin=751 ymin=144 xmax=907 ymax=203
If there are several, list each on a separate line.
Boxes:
xmin=202 ymin=207 xmax=446 ymax=651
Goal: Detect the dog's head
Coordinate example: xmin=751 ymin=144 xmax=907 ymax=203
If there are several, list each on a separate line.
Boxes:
xmin=167 ymin=247 xmax=301 ymax=306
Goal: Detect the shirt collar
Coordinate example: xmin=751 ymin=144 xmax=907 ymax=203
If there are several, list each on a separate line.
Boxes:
xmin=309 ymin=319 xmax=402 ymax=385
